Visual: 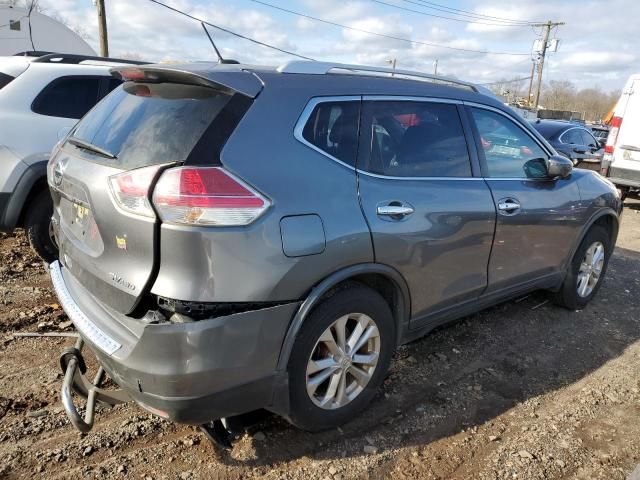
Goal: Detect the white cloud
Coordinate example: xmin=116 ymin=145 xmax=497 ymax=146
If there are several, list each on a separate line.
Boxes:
xmin=31 ymin=0 xmax=639 ymax=90
xmin=560 ymin=52 xmax=636 ymax=71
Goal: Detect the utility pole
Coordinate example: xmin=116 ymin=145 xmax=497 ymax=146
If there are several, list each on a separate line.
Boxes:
xmin=531 ymin=20 xmax=564 ymax=109
xmin=95 ymin=0 xmax=109 ymax=57
xmin=386 ymin=58 xmax=396 ymax=76
xmin=433 ymin=59 xmax=438 ymax=76
xmin=526 ymin=59 xmax=535 ymax=107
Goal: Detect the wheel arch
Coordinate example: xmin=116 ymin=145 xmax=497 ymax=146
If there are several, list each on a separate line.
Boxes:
xmin=564 ymin=208 xmax=619 ymax=272
xmin=2 ymin=160 xmax=48 ymax=230
xmin=275 ymin=263 xmax=411 ymax=372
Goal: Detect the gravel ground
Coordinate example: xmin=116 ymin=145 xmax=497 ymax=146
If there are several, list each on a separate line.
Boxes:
xmin=1 ymin=199 xmax=639 ymax=480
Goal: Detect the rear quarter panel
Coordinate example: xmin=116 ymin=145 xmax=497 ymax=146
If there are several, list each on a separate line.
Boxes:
xmin=151 ymin=80 xmax=374 ymax=303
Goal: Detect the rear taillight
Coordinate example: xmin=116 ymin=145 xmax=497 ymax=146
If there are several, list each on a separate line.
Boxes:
xmin=108 ymin=165 xmax=160 ymax=217
xmin=152 ymin=167 xmax=269 ymax=226
xmin=604 ymin=116 xmax=623 ymax=154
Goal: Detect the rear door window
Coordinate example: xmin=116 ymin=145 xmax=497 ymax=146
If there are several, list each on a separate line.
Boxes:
xmin=579 ymin=129 xmax=598 ymax=148
xmin=361 ymin=100 xmax=471 ymax=177
xmin=32 ymin=76 xmax=102 ymax=119
xmin=301 ymin=101 xmax=360 ymax=166
xmin=70 ymin=82 xmax=232 ymax=168
xmin=471 ymin=108 xmax=548 ymax=178
xmin=562 ymin=129 xmax=583 ymax=145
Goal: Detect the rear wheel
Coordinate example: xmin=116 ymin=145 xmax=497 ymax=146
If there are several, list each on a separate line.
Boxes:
xmin=553 ymin=225 xmax=611 ymax=310
xmin=25 ymin=190 xmax=57 ymax=264
xmin=619 ymin=187 xmax=629 ymax=202
xmin=287 ymin=284 xmax=395 ymax=431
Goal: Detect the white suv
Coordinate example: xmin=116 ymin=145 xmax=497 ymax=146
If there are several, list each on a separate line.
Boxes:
xmin=603 ymin=74 xmax=640 ymax=199
xmin=0 ymin=52 xmax=145 ymax=261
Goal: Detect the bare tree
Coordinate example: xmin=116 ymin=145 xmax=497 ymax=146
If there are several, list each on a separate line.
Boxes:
xmin=541 ymin=80 xmax=620 ymax=122
xmin=119 ymin=52 xmax=144 ymax=61
xmin=541 ymin=80 xmax=576 ymax=111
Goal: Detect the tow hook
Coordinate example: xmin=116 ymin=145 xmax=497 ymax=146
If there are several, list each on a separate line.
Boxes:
xmin=200 ymin=410 xmax=272 ymax=450
xmin=200 ymin=420 xmax=234 ymax=449
xmin=59 ymin=338 xmax=130 ymax=433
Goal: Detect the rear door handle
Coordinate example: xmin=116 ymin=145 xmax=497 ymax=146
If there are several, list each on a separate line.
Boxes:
xmin=497 ymin=198 xmax=521 ymax=215
xmin=377 ymin=205 xmax=414 ymax=217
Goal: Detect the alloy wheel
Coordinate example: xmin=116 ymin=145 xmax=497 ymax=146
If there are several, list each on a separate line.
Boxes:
xmin=306 ymin=313 xmax=380 ymax=410
xmin=576 ymin=241 xmax=605 ymax=298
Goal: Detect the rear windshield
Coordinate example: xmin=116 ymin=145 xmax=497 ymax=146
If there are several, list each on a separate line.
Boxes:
xmin=70 ymin=82 xmax=232 ymax=168
xmin=0 ymin=72 xmax=15 ymax=90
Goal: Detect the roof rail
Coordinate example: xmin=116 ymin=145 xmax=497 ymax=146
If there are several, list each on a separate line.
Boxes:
xmin=32 ymin=53 xmax=148 ymax=66
xmin=13 ymin=51 xmax=55 ymax=57
xmin=277 ymin=61 xmax=479 ymax=93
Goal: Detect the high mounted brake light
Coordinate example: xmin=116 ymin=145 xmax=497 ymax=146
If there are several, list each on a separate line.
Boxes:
xmin=119 ymin=69 xmax=147 ymax=81
xmin=152 ymin=167 xmax=269 ymax=226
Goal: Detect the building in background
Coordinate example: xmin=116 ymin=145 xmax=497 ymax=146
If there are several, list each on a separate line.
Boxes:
xmin=0 ymin=2 xmax=95 ymax=56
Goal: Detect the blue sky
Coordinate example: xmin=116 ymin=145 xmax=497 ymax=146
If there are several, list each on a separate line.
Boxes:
xmin=39 ymin=0 xmax=639 ymax=91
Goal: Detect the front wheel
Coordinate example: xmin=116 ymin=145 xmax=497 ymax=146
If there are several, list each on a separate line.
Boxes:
xmin=553 ymin=225 xmax=611 ymax=310
xmin=287 ymin=284 xmax=395 ymax=431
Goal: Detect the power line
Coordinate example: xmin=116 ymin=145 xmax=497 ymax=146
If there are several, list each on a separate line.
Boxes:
xmin=408 ymin=0 xmax=544 ymax=25
xmin=478 ymin=76 xmax=532 ymax=86
xmin=395 ymin=0 xmax=534 ymax=25
xmin=371 ymin=0 xmax=538 ymax=27
xmin=477 ymin=57 xmax=534 ymax=80
xmin=147 ymin=0 xmax=315 ymax=61
xmin=243 ymin=0 xmax=531 ymax=56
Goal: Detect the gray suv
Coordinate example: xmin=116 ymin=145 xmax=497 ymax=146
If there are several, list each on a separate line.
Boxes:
xmin=48 ymin=61 xmax=622 ymax=436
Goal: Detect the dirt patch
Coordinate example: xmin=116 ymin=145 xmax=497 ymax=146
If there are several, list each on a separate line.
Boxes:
xmin=1 ymin=200 xmax=640 ymax=479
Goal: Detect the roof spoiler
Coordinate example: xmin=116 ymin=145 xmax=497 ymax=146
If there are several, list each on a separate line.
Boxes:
xmin=111 ymin=64 xmax=264 ymax=98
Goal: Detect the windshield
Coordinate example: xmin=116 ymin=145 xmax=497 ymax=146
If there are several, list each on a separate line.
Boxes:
xmin=69 ymin=82 xmax=232 ymax=169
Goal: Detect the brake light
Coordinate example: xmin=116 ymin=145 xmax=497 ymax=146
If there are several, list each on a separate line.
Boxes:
xmin=108 ymin=165 xmax=160 ymax=217
xmin=119 ymin=69 xmax=147 ymax=81
xmin=604 ymin=116 xmax=622 ymax=154
xmin=152 ymin=167 xmax=269 ymax=226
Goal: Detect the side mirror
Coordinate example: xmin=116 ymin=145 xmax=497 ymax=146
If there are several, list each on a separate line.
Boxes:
xmin=547 ymin=155 xmax=573 ymax=179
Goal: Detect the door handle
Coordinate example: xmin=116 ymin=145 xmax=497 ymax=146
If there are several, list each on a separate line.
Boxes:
xmin=377 ymin=205 xmax=414 ymax=217
xmin=497 ymin=198 xmax=521 ymax=215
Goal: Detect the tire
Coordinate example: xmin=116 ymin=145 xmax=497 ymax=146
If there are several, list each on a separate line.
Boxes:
xmin=553 ymin=225 xmax=611 ymax=310
xmin=619 ymin=187 xmax=629 ymax=202
xmin=287 ymin=284 xmax=395 ymax=431
xmin=25 ymin=190 xmax=57 ymax=264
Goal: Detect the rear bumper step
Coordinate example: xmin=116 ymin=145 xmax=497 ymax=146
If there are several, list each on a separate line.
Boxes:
xmin=608 ymin=166 xmax=640 ymax=188
xmin=59 ymin=337 xmax=130 ymax=432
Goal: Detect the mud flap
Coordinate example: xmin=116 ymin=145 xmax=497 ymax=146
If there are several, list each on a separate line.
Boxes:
xmin=59 ymin=338 xmax=130 ymax=433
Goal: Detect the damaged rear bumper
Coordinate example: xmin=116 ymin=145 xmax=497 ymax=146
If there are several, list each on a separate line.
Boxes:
xmin=50 ymin=260 xmax=298 ymax=430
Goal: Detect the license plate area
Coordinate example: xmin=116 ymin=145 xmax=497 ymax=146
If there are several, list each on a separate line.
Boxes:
xmin=59 ymin=197 xmax=103 ymax=253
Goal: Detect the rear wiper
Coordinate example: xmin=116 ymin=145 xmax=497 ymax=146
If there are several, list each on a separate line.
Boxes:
xmin=67 ymin=136 xmax=117 ymax=159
